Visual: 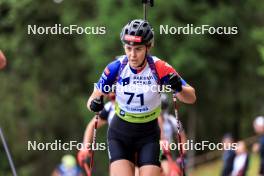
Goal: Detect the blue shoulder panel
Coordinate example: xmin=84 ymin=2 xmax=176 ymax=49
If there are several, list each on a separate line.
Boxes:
xmin=96 ymin=59 xmax=121 ymax=93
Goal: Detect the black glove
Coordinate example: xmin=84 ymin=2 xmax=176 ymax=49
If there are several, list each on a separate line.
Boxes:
xmin=168 ymin=73 xmax=182 ymax=92
xmin=90 ymin=96 xmax=104 ymax=112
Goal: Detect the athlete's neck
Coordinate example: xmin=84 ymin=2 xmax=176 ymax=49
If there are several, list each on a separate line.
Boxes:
xmin=130 ymin=59 xmax=147 ymax=70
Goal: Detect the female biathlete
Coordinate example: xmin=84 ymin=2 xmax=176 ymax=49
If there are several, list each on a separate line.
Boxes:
xmin=87 ymin=19 xmax=196 ymax=176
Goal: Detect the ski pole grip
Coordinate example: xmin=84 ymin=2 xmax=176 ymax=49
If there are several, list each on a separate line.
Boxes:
xmin=142 ymin=0 xmax=154 ymax=7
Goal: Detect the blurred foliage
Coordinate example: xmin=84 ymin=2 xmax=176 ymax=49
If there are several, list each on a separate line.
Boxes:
xmin=0 ymin=0 xmax=264 ymax=175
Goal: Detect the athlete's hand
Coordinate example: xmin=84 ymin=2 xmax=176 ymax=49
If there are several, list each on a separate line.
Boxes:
xmin=168 ymin=73 xmax=182 ymax=92
xmin=90 ymin=96 xmax=104 ymax=112
xmin=77 ymin=149 xmax=92 ymax=167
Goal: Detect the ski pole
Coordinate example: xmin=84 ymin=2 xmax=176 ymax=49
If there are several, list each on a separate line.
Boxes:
xmin=142 ymin=0 xmax=154 ymax=20
xmin=172 ymin=94 xmax=186 ymax=176
xmin=83 ymin=162 xmax=91 ymax=176
xmin=89 ymin=112 xmax=99 ymax=174
xmin=0 ymin=127 xmax=18 ymax=176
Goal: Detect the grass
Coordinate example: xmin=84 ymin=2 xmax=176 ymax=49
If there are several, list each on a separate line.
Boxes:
xmin=189 ymin=153 xmax=259 ymax=176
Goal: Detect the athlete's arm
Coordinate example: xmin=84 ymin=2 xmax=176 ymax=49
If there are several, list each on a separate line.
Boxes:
xmin=155 ymin=59 xmax=196 ymax=104
xmin=78 ymin=108 xmax=107 ymax=167
xmin=82 ymin=115 xmax=107 ymax=145
xmin=87 ymin=59 xmax=121 ymax=111
xmin=176 ymin=85 xmax=196 ymax=104
xmin=167 ymin=72 xmax=196 ymax=104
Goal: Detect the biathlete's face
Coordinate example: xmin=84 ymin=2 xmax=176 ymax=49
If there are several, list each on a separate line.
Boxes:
xmin=124 ymin=44 xmax=148 ymax=69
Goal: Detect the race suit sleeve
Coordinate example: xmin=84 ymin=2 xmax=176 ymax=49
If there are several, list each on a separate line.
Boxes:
xmin=96 ymin=59 xmax=121 ymax=94
xmin=154 ymin=59 xmax=187 ymax=86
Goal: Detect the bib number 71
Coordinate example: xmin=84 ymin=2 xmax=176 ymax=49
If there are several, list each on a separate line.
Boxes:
xmin=124 ymin=92 xmax=144 ymax=106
